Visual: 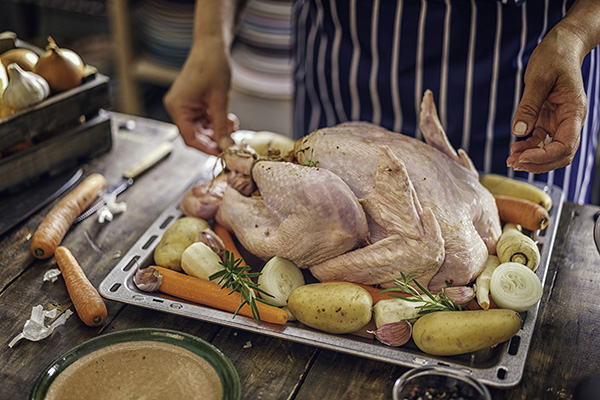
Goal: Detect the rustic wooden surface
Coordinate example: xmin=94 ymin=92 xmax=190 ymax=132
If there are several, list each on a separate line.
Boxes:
xmin=1 ymin=113 xmax=598 ymax=400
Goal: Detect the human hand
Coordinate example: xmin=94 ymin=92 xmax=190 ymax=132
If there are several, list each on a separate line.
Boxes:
xmin=507 ymin=28 xmax=588 ymax=173
xmin=163 ymin=40 xmax=237 ymax=155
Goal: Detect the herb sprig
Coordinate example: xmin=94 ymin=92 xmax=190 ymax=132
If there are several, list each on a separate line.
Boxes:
xmin=209 ymin=250 xmax=275 ymax=321
xmin=296 ymin=146 xmax=319 ymax=167
xmin=379 ymin=272 xmax=462 ymax=315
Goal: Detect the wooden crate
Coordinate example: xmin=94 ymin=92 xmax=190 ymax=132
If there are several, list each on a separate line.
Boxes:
xmin=0 ymin=71 xmax=113 ymax=193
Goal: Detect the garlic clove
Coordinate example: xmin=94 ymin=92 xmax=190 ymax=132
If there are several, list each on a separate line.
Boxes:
xmin=370 ymin=320 xmax=412 ymax=347
xmin=200 ymin=228 xmax=226 ymax=256
xmin=443 ymin=286 xmax=475 ymax=306
xmin=133 ymin=266 xmax=163 ymax=292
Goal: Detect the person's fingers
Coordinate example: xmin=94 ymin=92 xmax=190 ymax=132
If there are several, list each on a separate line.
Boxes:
xmin=511 ymin=76 xmax=555 ymax=138
xmin=510 ymin=131 xmax=548 ymax=153
xmin=511 ymin=152 xmax=572 ymax=173
xmin=508 ymin=131 xmax=576 ymax=173
xmin=195 ymin=132 xmax=221 ymax=155
xmin=507 ymin=126 xmax=549 ymax=166
xmin=227 ymin=113 xmax=240 ymax=132
xmin=209 ymin=95 xmax=234 ymax=151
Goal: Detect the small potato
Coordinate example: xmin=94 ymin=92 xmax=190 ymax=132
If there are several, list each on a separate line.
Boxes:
xmin=153 ymin=217 xmax=210 ymax=271
xmin=412 ymin=309 xmax=522 ymax=356
xmin=287 ymin=282 xmax=373 ymax=334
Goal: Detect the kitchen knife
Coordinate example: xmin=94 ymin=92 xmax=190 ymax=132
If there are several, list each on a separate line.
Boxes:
xmin=74 ymin=141 xmax=174 ymax=224
xmin=0 ymin=167 xmax=83 ymax=236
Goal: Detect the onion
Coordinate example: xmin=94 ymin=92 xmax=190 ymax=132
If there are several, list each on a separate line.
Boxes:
xmin=32 ymin=36 xmax=85 ymax=92
xmin=0 ymin=48 xmax=39 ymax=71
xmin=490 ymin=262 xmax=543 ymax=312
xmin=258 ymin=256 xmax=305 ymax=306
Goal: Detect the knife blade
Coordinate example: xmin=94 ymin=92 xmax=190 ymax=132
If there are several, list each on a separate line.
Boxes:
xmin=74 ymin=141 xmax=174 ymax=224
xmin=0 ymin=167 xmax=83 ymax=236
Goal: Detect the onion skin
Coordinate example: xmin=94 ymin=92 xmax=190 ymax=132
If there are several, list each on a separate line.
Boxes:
xmin=1 ymin=48 xmax=39 ymax=71
xmin=33 ymin=36 xmax=85 ymax=92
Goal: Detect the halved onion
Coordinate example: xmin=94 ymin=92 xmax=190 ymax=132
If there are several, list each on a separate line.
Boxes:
xmin=490 ymin=262 xmax=542 ymax=312
xmin=258 ymin=256 xmax=305 ymax=306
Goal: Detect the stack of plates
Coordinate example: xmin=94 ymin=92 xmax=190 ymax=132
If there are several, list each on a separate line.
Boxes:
xmin=134 ymin=0 xmax=194 ymax=68
xmin=133 ymin=0 xmax=294 ymax=99
xmin=232 ymin=0 xmax=294 ymax=99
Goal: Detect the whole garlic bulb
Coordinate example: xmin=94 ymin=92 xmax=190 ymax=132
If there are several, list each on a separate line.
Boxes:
xmin=3 ymin=63 xmax=50 ymax=111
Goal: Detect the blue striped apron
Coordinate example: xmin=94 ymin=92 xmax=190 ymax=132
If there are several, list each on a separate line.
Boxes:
xmin=293 ymin=0 xmax=599 ymax=203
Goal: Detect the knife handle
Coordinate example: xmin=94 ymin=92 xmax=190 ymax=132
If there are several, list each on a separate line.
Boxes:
xmin=123 ymin=142 xmax=174 ymax=179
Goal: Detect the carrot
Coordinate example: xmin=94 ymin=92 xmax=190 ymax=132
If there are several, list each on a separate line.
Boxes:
xmin=494 ymin=194 xmax=549 ymax=231
xmin=54 ymin=246 xmax=107 ymax=327
xmin=213 ymin=222 xmax=246 ymax=265
xmin=30 ymin=173 xmax=106 ymax=259
xmin=325 ymin=280 xmax=411 ymax=305
xmin=152 ymin=265 xmax=288 ymax=325
xmin=466 ymin=295 xmax=498 ymax=310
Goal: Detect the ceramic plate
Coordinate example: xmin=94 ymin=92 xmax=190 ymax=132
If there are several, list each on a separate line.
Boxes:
xmin=30 ymin=328 xmax=241 ymax=400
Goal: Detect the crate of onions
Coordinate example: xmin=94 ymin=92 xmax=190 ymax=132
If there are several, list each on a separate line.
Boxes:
xmin=0 ymin=31 xmax=112 ymax=193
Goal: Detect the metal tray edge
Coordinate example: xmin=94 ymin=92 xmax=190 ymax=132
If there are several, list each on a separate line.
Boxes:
xmin=99 ymin=168 xmax=563 ymax=389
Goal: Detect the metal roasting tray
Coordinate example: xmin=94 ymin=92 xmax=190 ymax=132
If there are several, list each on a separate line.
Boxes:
xmin=99 ymin=155 xmax=564 ymax=389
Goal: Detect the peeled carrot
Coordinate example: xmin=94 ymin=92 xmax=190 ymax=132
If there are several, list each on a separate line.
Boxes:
xmin=55 ymin=246 xmax=107 ymax=327
xmin=152 ymin=266 xmax=288 ymax=325
xmin=30 ymin=173 xmax=106 ymax=259
xmin=325 ymin=280 xmax=411 ymax=305
xmin=213 ymin=222 xmax=246 ymax=265
xmin=494 ymin=194 xmax=549 ymax=231
xmin=466 ymin=295 xmax=498 ymax=310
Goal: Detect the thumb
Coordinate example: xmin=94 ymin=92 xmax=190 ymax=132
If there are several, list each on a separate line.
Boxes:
xmin=210 ymin=96 xmax=234 ymax=151
xmin=512 ymin=80 xmax=553 ymax=137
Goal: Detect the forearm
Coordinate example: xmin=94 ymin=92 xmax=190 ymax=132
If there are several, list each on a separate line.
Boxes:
xmin=552 ymin=0 xmax=600 ymax=61
xmin=193 ymin=0 xmax=249 ymax=50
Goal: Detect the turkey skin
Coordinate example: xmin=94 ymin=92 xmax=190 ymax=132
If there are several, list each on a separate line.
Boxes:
xmin=216 ymin=90 xmax=501 ymax=291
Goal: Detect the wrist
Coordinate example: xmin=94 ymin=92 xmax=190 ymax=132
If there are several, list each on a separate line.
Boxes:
xmin=558 ymin=0 xmax=600 ymax=56
xmin=193 ymin=0 xmax=242 ymax=49
xmin=544 ymin=25 xmax=589 ymax=65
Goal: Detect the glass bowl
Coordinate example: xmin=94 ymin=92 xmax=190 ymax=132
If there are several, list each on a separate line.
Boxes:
xmin=393 ymin=366 xmax=491 ymax=400
xmin=30 ymin=328 xmax=241 ymax=400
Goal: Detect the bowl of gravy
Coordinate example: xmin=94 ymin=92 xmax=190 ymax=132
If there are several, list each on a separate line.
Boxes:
xmin=30 ymin=328 xmax=241 ymax=400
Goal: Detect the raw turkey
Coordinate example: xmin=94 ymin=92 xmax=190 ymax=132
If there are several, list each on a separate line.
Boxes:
xmin=211 ymin=90 xmax=501 ymax=291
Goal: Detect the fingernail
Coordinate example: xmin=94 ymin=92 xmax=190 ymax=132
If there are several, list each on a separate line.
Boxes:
xmin=506 ymin=161 xmax=513 ymax=167
xmin=513 ymin=121 xmax=528 ymax=136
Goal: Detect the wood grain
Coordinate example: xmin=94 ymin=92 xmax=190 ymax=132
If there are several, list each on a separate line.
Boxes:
xmin=1 ymin=113 xmax=599 ymax=400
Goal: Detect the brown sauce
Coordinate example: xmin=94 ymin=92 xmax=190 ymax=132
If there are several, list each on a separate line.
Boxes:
xmin=45 ymin=340 xmax=223 ymax=400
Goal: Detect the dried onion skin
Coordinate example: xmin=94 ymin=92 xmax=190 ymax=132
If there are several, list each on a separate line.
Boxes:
xmin=33 ymin=36 xmax=84 ymax=92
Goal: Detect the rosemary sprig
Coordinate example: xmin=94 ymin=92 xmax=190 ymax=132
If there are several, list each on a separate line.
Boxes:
xmin=209 ymin=250 xmax=275 ymax=321
xmin=379 ymin=272 xmax=462 ymax=315
xmin=296 ymin=146 xmax=319 ymax=167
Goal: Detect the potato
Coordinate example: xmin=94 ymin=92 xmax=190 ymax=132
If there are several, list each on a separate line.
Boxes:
xmin=287 ymin=282 xmax=373 ymax=334
xmin=412 ymin=309 xmax=522 ymax=356
xmin=153 ymin=217 xmax=210 ymax=271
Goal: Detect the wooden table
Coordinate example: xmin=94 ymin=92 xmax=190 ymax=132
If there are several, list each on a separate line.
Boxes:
xmin=1 ymin=113 xmax=599 ymax=400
